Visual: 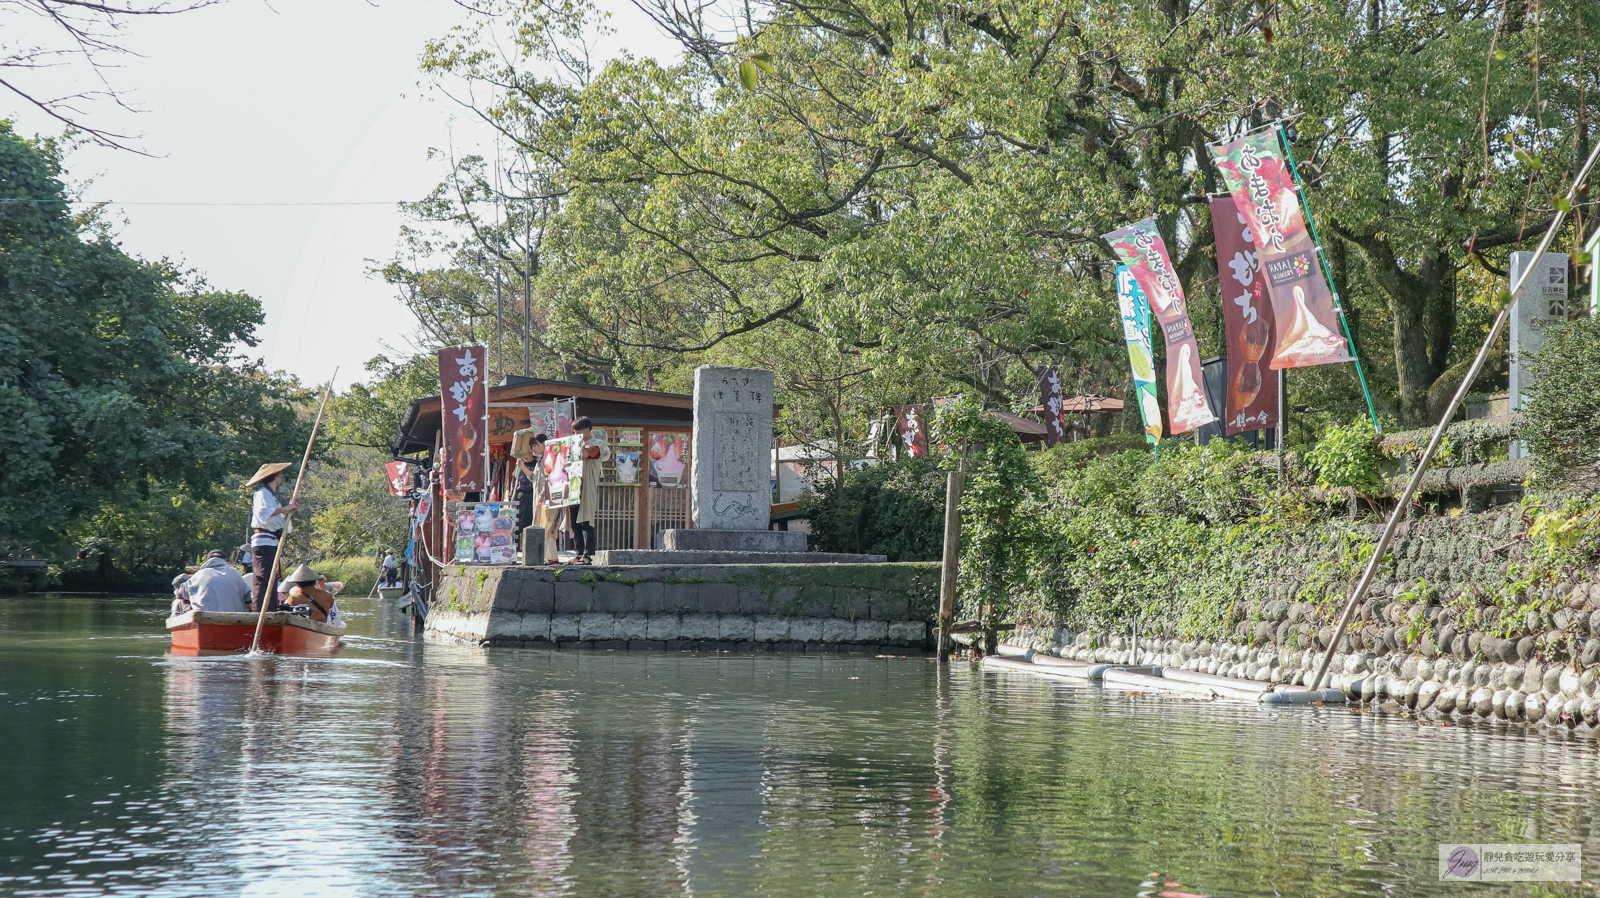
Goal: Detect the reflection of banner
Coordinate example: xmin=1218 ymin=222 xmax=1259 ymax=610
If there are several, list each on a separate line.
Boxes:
xmin=385 ymin=461 xmax=411 ymax=497
xmin=1209 ymin=132 xmax=1352 ymax=369
xmin=893 ymin=406 xmax=929 ymax=457
xmin=1103 ymin=222 xmax=1214 ymax=434
xmin=1036 ymin=368 xmax=1066 ymax=446
xmin=1115 ymin=266 xmax=1162 ymax=444
xmin=542 ymin=435 xmax=585 ymax=507
xmin=1208 ymin=198 xmax=1281 ymax=434
xmin=526 ymin=400 xmax=576 ymax=439
xmin=437 ymin=345 xmax=487 ymax=493
xmin=648 ymin=433 xmax=688 ymax=487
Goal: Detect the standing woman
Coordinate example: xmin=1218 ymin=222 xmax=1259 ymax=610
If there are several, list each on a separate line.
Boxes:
xmin=245 ymin=462 xmax=299 ymax=612
xmin=514 ymin=434 xmax=553 ymax=563
xmin=569 ymin=418 xmax=603 ymax=564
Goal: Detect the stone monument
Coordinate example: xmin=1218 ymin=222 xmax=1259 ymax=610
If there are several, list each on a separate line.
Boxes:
xmin=590 ymin=364 xmax=885 ymax=564
xmin=1509 ymin=252 xmax=1568 ymax=459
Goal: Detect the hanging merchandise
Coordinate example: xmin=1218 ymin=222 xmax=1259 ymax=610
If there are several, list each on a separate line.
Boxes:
xmin=1103 ymin=221 xmax=1216 ymax=435
xmin=1207 ymin=198 xmax=1282 ymax=435
xmin=1208 ymin=133 xmax=1353 ymax=369
xmin=1036 ymin=368 xmax=1066 ymax=446
xmin=893 ymin=406 xmax=929 ymax=457
xmin=385 ymin=461 xmax=411 ymax=497
xmin=437 ymin=345 xmax=488 ymax=493
xmin=526 ymin=400 xmax=577 ymax=439
xmin=1115 ymin=266 xmax=1163 ymax=444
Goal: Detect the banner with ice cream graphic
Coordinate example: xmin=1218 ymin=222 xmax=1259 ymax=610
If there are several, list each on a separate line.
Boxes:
xmin=1115 ymin=266 xmax=1163 ymax=444
xmin=1209 ymin=132 xmax=1352 ymax=369
xmin=1208 ymin=197 xmax=1281 ymax=434
xmin=1104 ymin=221 xmax=1215 ymax=435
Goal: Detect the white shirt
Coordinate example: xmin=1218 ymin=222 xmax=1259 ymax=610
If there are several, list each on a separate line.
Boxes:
xmin=382 ymin=554 xmax=398 ymax=570
xmin=184 ymin=558 xmax=251 ymax=613
xmin=250 ymin=486 xmax=292 ymax=547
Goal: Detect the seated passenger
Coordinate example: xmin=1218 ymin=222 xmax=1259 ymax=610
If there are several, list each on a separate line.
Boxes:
xmin=185 ymin=549 xmax=252 ymax=613
xmin=170 ymin=573 xmax=192 ymax=617
xmin=282 ymin=563 xmax=339 ymax=623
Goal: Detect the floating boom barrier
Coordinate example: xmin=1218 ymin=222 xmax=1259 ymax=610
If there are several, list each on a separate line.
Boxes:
xmin=982 ymin=647 xmax=1345 ymax=706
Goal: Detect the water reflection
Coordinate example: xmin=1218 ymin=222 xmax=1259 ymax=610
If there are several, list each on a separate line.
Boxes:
xmin=2 ymin=594 xmax=1600 ymax=897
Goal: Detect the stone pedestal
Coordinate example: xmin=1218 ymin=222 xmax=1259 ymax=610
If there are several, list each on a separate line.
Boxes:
xmin=522 ymin=526 xmax=545 ymax=564
xmin=661 ymin=528 xmax=804 ymax=553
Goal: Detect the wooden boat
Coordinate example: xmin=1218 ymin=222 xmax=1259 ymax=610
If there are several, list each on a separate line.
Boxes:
xmin=377 ymin=584 xmax=406 ymax=600
xmin=166 ymin=610 xmax=344 ymax=656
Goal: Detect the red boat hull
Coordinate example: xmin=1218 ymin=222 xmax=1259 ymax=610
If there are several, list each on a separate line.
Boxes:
xmin=167 ymin=611 xmax=343 ymax=656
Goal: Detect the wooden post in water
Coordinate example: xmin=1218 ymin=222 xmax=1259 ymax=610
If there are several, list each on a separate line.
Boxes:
xmin=936 ymin=470 xmax=963 ymax=659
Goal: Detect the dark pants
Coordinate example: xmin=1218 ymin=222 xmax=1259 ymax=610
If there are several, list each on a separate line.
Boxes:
xmin=383 ymin=567 xmax=398 ymax=586
xmin=516 ymin=485 xmax=534 ymax=534
xmin=571 ymin=521 xmax=596 ymax=556
xmin=250 ymin=543 xmax=280 ymax=612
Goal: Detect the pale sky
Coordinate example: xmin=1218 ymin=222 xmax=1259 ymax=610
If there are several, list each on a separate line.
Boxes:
xmin=6 ymin=0 xmax=676 ymax=386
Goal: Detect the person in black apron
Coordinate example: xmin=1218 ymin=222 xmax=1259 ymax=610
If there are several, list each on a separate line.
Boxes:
xmin=245 ymin=462 xmax=299 ymax=612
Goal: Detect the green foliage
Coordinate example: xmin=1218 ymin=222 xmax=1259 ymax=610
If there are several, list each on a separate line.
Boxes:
xmin=0 ymin=123 xmax=309 ymax=580
xmin=932 ymin=400 xmax=1042 ymax=629
xmin=800 ymin=456 xmax=948 ymax=562
xmin=315 ymin=555 xmax=382 ymax=597
xmin=1030 ymin=435 xmax=1151 ymax=482
xmin=1520 ymin=316 xmax=1600 ymax=488
xmin=1306 ymin=420 xmax=1385 ymax=498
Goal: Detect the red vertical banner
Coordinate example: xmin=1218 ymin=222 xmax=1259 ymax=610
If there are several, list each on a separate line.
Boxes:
xmin=1102 ymin=218 xmax=1216 ymax=434
xmin=438 ymin=345 xmax=487 ymax=493
xmin=1036 ymin=367 xmax=1066 ymax=446
xmin=894 ymin=406 xmax=929 ymax=457
xmin=385 ymin=460 xmax=412 ymax=497
xmin=1208 ymin=198 xmax=1281 ymax=434
xmin=1209 ymin=133 xmax=1352 ymax=369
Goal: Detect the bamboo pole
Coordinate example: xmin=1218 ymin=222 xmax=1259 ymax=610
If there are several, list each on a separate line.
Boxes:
xmin=248 ymin=371 xmax=338 ymax=655
xmin=1310 ymin=141 xmax=1600 ymax=692
xmin=936 ymin=470 xmax=963 ymax=658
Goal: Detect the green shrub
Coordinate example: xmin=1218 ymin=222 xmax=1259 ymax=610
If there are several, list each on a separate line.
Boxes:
xmin=1031 ymin=434 xmax=1150 ymax=482
xmin=312 ymin=555 xmax=381 ymax=596
xmin=1521 ymin=316 xmax=1600 ymax=488
xmin=800 ymin=456 xmax=947 ymax=561
xmin=1306 ymin=419 xmax=1385 ymax=498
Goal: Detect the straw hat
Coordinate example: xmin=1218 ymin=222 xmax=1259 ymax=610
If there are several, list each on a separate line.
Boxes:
xmin=287 ymin=562 xmax=321 ymax=584
xmin=246 ymin=462 xmax=292 ymax=488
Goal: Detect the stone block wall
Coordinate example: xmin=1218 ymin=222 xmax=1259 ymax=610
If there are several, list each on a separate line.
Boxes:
xmin=426 ymin=562 xmax=940 ymax=654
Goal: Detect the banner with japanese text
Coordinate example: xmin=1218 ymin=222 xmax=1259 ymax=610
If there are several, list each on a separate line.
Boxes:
xmin=1104 ymin=221 xmax=1215 ymax=434
xmin=894 ymin=405 xmax=929 ymax=457
xmin=437 ymin=345 xmax=487 ymax=494
xmin=1115 ymin=266 xmax=1162 ymax=443
xmin=385 ymin=461 xmax=411 ymax=497
xmin=1209 ymin=132 xmax=1353 ymax=369
xmin=1208 ymin=197 xmax=1281 ymax=434
xmin=1036 ymin=368 xmax=1066 ymax=446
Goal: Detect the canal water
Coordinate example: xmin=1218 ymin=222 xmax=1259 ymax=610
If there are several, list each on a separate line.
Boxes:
xmin=3 ymin=594 xmax=1599 ymax=897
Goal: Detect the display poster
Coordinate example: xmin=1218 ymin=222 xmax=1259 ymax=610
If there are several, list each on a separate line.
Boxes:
xmin=616 ymin=428 xmax=643 ymax=446
xmin=893 ymin=405 xmax=929 ymax=457
xmin=649 ymin=432 xmax=688 ymax=487
xmin=450 ymin=502 xmax=519 ymax=563
xmin=437 ymin=345 xmax=487 ymax=492
xmin=1208 ymin=197 xmax=1282 ymax=434
xmin=1209 ymin=131 xmax=1353 ymax=369
xmin=615 ymin=451 xmax=641 ymax=485
xmin=1101 ymin=219 xmax=1216 ymax=435
xmin=1036 ymin=367 xmax=1066 ymax=446
xmin=542 ymin=435 xmax=585 ymax=507
xmin=1115 ymin=266 xmax=1163 ymax=444
xmin=385 ymin=460 xmax=411 ymax=497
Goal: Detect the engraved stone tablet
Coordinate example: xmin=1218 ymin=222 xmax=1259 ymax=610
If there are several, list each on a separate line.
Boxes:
xmin=690 ymin=366 xmax=774 ymax=530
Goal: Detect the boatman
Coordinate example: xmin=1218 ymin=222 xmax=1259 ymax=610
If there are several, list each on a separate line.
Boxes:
xmin=245 ymin=462 xmax=299 ymax=613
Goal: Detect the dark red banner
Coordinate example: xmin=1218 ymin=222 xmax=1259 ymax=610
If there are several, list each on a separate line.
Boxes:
xmin=1208 ymin=198 xmax=1281 ymax=434
xmin=437 ymin=345 xmax=488 ymax=494
xmin=385 ymin=460 xmax=411 ymax=497
xmin=1037 ymin=367 xmax=1066 ymax=446
xmin=894 ymin=406 xmax=929 ymax=457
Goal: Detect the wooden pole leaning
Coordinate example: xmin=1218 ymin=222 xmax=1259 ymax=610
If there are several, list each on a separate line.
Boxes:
xmin=1309 ymin=142 xmax=1600 ymax=692
xmin=248 ymin=370 xmax=339 ymax=655
xmin=936 ymin=469 xmax=964 ymax=659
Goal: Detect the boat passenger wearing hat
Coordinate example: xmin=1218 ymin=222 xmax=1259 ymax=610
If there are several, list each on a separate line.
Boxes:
xmin=282 ymin=563 xmax=338 ymax=623
xmin=169 ymin=572 xmax=192 ymax=618
xmin=246 ymin=462 xmax=300 ymax=612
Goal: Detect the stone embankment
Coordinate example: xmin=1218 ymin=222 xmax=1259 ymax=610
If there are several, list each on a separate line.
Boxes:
xmin=427 ymin=562 xmax=939 ymax=654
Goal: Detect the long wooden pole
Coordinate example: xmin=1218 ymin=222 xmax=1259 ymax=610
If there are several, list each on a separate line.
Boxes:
xmin=1310 ymin=141 xmax=1600 ymax=691
xmin=936 ymin=470 xmax=963 ymax=658
xmin=248 ymin=370 xmax=338 ymax=655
